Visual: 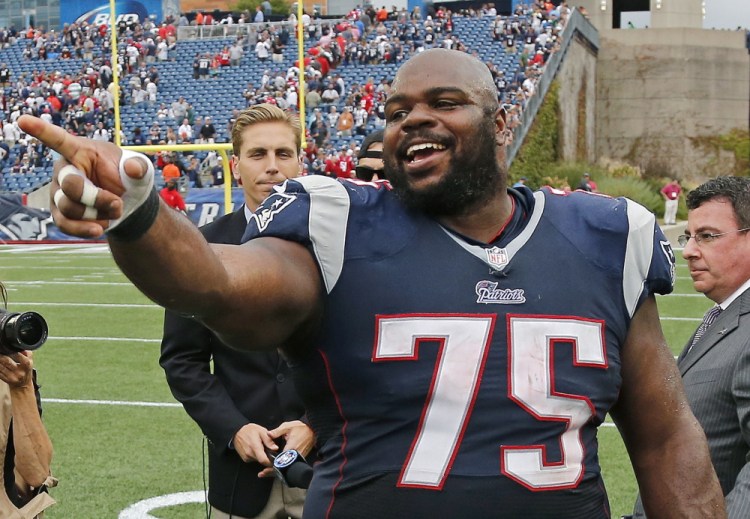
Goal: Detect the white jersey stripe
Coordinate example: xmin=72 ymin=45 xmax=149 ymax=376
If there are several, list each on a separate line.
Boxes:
xmin=297 ymin=176 xmax=351 ymax=294
xmin=623 ymin=199 xmax=656 ymax=318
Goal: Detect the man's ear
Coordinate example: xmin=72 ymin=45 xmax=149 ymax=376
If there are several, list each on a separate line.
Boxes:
xmin=495 ymin=107 xmax=510 ymax=146
xmin=231 ymin=155 xmax=242 ymax=185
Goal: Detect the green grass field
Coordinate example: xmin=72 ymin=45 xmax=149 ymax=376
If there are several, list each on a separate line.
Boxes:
xmin=0 ymin=243 xmax=711 ymax=518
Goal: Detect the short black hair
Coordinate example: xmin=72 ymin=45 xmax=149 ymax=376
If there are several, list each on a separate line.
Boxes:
xmin=686 ymin=176 xmax=750 ymax=229
xmin=358 ymin=129 xmax=384 ymax=160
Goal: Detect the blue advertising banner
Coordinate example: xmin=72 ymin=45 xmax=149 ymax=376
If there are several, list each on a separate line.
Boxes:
xmin=184 ymin=188 xmax=245 ymax=228
xmin=0 ymin=189 xmax=242 ymax=243
xmin=60 ymin=0 xmax=162 ymax=28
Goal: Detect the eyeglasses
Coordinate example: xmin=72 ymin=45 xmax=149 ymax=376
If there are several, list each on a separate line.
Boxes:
xmin=677 ymin=227 xmax=750 ymax=247
xmin=355 ymin=165 xmax=384 ymax=182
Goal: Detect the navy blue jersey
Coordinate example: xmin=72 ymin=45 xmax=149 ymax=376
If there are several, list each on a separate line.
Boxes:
xmin=243 ymin=177 xmax=675 ymax=519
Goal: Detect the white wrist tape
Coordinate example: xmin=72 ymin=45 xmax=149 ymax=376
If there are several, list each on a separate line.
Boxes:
xmin=107 ymin=149 xmax=155 ymax=232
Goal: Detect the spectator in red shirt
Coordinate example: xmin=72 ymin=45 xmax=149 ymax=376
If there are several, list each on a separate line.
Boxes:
xmin=328 ymin=148 xmax=355 ymax=179
xmin=219 ymin=47 xmax=231 ymax=67
xmin=660 ymin=179 xmax=682 ymax=225
xmin=159 ymin=179 xmax=187 ymax=214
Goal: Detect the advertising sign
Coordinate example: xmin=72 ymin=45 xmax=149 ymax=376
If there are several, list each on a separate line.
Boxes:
xmin=60 ymin=0 xmax=162 ymax=28
xmin=0 ymin=189 xmax=243 ymax=243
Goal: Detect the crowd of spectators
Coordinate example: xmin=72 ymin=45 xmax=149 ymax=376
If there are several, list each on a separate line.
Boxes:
xmin=0 ymin=1 xmax=568 ymax=191
xmin=257 ymin=0 xmax=570 ymax=179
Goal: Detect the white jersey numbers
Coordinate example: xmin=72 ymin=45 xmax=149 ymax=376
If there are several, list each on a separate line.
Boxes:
xmin=372 ymin=314 xmax=607 ymax=491
xmin=503 ymin=316 xmax=607 ymax=490
xmin=373 ymin=314 xmax=495 ymax=489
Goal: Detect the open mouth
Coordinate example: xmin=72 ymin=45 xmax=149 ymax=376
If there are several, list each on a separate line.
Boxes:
xmin=404 ymin=142 xmax=447 ymax=168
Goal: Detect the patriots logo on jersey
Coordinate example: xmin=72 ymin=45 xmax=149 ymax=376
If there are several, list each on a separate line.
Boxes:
xmin=485 ymin=246 xmax=509 ymax=269
xmin=251 ymin=192 xmax=297 ymax=233
xmin=475 ymin=281 xmax=526 ymax=304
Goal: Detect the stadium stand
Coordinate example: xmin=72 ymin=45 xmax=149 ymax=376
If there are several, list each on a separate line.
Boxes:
xmin=0 ymin=1 xmax=568 ymax=194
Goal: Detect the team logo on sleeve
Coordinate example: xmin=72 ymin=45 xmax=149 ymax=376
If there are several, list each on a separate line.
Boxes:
xmin=485 ymin=246 xmax=509 ymax=269
xmin=251 ymin=192 xmax=297 ymax=233
xmin=475 ymin=281 xmax=526 ymax=304
xmin=660 ymin=239 xmax=676 ymax=285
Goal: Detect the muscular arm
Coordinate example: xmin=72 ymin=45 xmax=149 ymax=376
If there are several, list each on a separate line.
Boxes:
xmin=112 ymin=207 xmax=323 ymax=351
xmin=18 ymin=114 xmax=323 ymax=352
xmin=610 ymin=296 xmax=725 ymax=518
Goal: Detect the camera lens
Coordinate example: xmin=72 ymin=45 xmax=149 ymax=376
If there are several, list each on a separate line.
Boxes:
xmin=17 ymin=313 xmax=47 ymax=348
xmin=0 ymin=312 xmax=48 ymax=352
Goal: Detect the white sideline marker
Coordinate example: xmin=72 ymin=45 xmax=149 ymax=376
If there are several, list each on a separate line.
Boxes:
xmin=119 ymin=491 xmax=206 ymax=519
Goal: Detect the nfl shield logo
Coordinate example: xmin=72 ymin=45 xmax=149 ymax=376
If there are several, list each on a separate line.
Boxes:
xmin=485 ymin=246 xmax=508 ymax=269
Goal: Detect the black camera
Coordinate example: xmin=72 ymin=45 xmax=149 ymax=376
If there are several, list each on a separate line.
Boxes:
xmin=0 ymin=309 xmax=48 ymax=354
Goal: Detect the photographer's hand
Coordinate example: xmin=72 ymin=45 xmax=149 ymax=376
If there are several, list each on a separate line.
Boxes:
xmin=0 ymin=351 xmax=32 ymax=388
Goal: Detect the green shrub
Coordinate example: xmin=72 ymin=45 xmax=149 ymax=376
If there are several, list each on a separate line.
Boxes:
xmin=509 ymin=82 xmax=560 ymax=187
xmin=596 ymin=176 xmax=663 ymax=216
xmin=233 ymin=0 xmax=290 ymax=16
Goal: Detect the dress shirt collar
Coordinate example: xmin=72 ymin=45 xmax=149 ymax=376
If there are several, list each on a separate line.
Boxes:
xmin=719 ymin=277 xmax=750 ymax=310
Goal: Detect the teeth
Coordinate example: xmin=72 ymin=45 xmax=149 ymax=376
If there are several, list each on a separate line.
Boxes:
xmin=406 ymin=143 xmax=446 ymax=158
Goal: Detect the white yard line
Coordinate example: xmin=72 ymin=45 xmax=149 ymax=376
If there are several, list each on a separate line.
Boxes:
xmin=42 ymin=398 xmax=181 ymax=408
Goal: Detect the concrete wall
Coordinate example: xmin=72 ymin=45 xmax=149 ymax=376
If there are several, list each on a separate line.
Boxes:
xmin=576 ymin=0 xmax=702 ymax=31
xmin=649 ymin=0 xmax=702 ymax=29
xmin=556 ymin=35 xmax=598 ymax=163
xmin=595 ymin=28 xmax=749 ymax=179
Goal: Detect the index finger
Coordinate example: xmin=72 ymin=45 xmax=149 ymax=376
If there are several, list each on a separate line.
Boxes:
xmin=18 ymin=114 xmax=83 ymax=162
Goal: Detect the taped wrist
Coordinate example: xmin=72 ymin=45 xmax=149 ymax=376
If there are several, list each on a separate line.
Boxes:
xmin=107 ymin=188 xmax=160 ymax=241
xmin=106 ymin=149 xmax=155 ymax=232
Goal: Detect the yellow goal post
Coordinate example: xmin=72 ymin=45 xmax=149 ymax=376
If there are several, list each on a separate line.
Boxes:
xmin=108 ymin=0 xmax=309 ymax=216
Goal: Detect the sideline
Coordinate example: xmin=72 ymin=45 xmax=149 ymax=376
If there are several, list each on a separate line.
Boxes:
xmin=43 ymin=398 xmax=181 ymax=408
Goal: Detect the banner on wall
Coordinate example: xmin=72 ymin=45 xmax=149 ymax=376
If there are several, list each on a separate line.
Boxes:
xmin=0 ymin=194 xmax=57 ymax=241
xmin=0 ymin=189 xmax=243 ymax=243
xmin=184 ymin=188 xmax=245 ymax=228
xmin=60 ymin=0 xmax=163 ymax=28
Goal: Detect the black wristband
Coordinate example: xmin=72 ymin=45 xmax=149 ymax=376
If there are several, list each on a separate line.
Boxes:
xmin=107 ymin=188 xmax=161 ymax=242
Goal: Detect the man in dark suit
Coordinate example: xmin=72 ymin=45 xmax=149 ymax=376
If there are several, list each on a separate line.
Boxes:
xmin=634 ymin=176 xmax=750 ymax=518
xmin=160 ymin=104 xmax=312 ymax=519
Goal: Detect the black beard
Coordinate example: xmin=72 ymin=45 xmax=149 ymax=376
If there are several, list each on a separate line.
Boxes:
xmin=386 ymin=119 xmax=502 ymax=217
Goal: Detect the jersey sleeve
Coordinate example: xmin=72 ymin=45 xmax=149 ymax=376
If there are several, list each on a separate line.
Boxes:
xmin=241 ymin=175 xmax=352 ymax=294
xmin=622 ymin=198 xmax=675 ymax=317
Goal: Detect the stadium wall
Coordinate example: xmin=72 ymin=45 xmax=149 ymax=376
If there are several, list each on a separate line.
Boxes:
xmin=595 ymin=28 xmax=749 ymax=180
xmin=555 ymin=32 xmax=598 ymax=163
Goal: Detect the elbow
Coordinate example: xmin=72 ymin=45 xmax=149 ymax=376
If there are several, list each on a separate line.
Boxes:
xmin=17 ymin=449 xmax=53 ymax=488
xmin=24 ymin=471 xmax=50 ymax=489
xmin=18 ymin=460 xmax=52 ymax=489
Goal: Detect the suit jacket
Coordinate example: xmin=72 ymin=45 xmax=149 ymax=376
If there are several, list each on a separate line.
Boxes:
xmin=634 ymin=287 xmax=750 ymax=518
xmin=159 ymin=208 xmax=307 ymax=517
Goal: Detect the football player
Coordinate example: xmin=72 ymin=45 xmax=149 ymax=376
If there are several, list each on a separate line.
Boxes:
xmin=21 ymin=49 xmax=723 ymax=518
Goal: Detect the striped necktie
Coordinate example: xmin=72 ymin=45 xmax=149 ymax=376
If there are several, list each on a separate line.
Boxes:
xmin=688 ymin=305 xmax=723 ymax=353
